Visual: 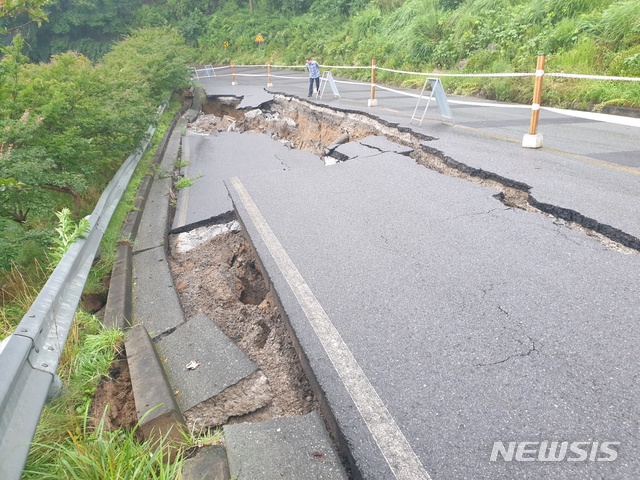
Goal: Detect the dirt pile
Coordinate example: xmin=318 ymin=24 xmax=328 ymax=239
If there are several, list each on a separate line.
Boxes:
xmin=169 ymin=228 xmax=317 ymax=423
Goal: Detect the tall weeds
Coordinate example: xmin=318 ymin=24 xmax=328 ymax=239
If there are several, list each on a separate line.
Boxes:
xmin=0 ymin=260 xmax=47 ymax=336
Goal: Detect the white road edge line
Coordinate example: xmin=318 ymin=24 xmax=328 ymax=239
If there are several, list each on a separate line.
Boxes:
xmin=175 ymin=137 xmax=191 ymax=229
xmin=230 ymin=176 xmax=432 ymax=480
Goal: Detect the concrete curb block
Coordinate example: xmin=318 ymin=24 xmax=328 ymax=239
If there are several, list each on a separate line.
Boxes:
xmin=120 ymin=174 xmax=153 ymax=243
xmin=101 ymin=99 xmax=192 ymax=441
xmin=103 ymin=102 xmax=190 ymax=330
xmin=125 ymin=324 xmax=186 ymax=442
xmin=223 ymin=411 xmax=348 ymax=480
xmin=182 ymin=445 xmax=230 ymax=480
xmin=102 ymin=244 xmax=132 ymax=330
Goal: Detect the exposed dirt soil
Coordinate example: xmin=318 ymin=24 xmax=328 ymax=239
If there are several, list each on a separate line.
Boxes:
xmin=90 ymin=351 xmax=138 ymax=430
xmin=169 ymin=229 xmax=317 ymax=422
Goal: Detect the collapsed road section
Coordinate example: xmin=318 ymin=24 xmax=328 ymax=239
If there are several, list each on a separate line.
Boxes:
xmin=166 ymin=89 xmax=640 ymax=480
xmin=183 ymin=94 xmax=639 ymax=252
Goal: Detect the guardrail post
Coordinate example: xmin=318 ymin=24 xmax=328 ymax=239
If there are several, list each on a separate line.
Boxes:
xmin=368 ymin=58 xmax=378 ymax=107
xmin=231 ymin=62 xmax=237 ymax=86
xmin=522 ymin=53 xmax=546 ymax=148
xmin=267 ymin=62 xmax=273 ymax=87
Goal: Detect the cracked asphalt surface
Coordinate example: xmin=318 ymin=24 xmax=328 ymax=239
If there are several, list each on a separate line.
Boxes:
xmin=192 ymin=68 xmax=640 ymax=479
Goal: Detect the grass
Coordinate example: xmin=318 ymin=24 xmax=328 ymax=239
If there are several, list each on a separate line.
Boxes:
xmin=25 ymin=411 xmax=185 ymax=480
xmin=175 ymin=159 xmax=190 ymax=169
xmin=0 ymin=260 xmax=47 ymax=338
xmin=175 ymin=173 xmax=203 ymax=190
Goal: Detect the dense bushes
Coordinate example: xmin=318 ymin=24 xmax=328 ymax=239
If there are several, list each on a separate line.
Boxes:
xmin=0 ymin=27 xmax=192 ymax=274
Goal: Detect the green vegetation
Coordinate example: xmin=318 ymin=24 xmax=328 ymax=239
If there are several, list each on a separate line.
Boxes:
xmin=176 ymin=173 xmax=203 ymax=190
xmin=20 ymin=312 xmax=184 ymax=480
xmin=0 ymin=26 xmax=193 ymax=321
xmin=4 ymin=1 xmax=639 ymax=108
xmin=49 ymin=208 xmax=90 ymax=267
xmin=193 ymin=0 xmax=639 ymax=108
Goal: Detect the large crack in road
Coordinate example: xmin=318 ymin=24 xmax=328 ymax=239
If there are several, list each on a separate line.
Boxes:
xmin=200 ymin=94 xmax=638 ymax=253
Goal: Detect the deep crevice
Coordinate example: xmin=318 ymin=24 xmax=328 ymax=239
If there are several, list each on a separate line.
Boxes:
xmin=194 ymin=94 xmax=639 ymax=254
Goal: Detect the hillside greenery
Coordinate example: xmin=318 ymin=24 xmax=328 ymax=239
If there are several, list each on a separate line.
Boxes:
xmin=3 ymin=0 xmax=639 ymax=109
xmin=0 ymin=26 xmax=193 ymax=329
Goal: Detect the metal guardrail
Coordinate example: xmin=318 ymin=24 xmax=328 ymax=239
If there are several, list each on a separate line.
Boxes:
xmin=0 ymin=106 xmax=164 ymax=480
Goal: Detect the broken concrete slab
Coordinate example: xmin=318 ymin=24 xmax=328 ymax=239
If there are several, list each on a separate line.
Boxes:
xmin=185 ymin=370 xmax=272 ymax=430
xmin=155 ymin=314 xmax=273 ymax=429
xmin=236 ymin=89 xmax=274 ymax=109
xmin=181 ymin=445 xmax=230 ymax=480
xmin=332 ymin=141 xmax=383 ymax=161
xmin=278 ymin=147 xmax=325 ymax=170
xmin=170 ymin=220 xmax=242 ymax=254
xmin=224 ymin=411 xmax=348 ymax=480
xmin=132 ymin=246 xmax=184 ymax=338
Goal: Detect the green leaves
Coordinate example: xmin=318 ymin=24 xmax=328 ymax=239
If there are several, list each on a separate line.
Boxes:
xmin=102 ymin=26 xmax=194 ymax=103
xmin=49 ymin=208 xmax=90 ymax=266
xmin=0 ymin=177 xmax=21 ymax=191
xmin=0 ymin=0 xmax=49 ymax=24
xmin=0 ymin=27 xmax=192 ymax=272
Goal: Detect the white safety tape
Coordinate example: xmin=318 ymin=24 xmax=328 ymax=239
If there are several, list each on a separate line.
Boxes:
xmin=191 ymin=65 xmax=230 ymax=72
xmin=199 ymin=64 xmax=640 ymax=82
xmin=319 ymin=65 xmax=371 ymax=70
xmin=376 ymin=67 xmax=534 ymax=77
xmin=542 ymin=107 xmax=640 ymax=128
xmin=197 ymin=65 xmax=640 ymax=123
xmin=547 ymin=72 xmax=640 ymax=82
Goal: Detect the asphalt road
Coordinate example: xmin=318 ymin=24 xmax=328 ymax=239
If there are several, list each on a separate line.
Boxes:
xmin=193 ymin=67 xmax=640 ymax=479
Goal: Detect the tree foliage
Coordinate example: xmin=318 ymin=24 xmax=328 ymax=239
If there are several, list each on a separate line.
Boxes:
xmin=101 ymin=27 xmax=194 ymax=102
xmin=0 ymin=25 xmax=192 ymax=272
xmin=0 ymin=0 xmax=49 ymax=26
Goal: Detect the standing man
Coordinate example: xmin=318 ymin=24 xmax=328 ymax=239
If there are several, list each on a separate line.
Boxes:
xmin=305 ymin=57 xmax=320 ymax=97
